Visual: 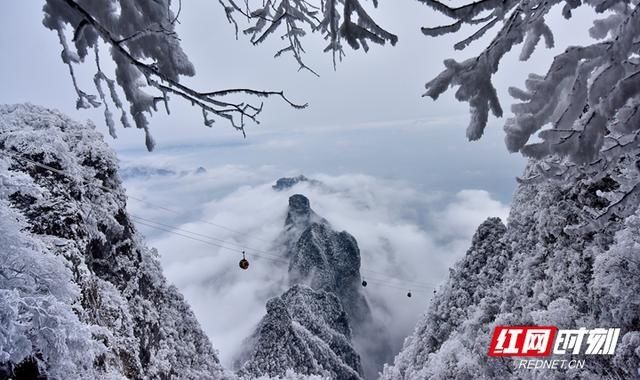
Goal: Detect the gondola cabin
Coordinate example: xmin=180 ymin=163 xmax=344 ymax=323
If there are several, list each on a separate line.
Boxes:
xmin=239 ymin=251 xmax=249 ymax=270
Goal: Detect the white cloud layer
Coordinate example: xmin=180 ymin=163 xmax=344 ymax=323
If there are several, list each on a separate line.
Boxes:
xmin=123 ymin=163 xmax=510 ymax=368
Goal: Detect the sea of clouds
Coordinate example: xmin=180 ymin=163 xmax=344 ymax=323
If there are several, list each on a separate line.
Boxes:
xmin=121 ymin=160 xmax=509 ymax=369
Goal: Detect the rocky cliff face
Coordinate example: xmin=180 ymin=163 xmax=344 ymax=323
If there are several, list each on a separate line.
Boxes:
xmin=284 ymin=194 xmax=395 ymax=378
xmin=237 ymin=285 xmax=362 ymax=379
xmin=237 ymin=194 xmax=368 ymax=379
xmin=237 ymin=194 xmax=394 ymax=379
xmin=0 ymin=104 xmax=227 ymax=380
xmin=285 ymin=195 xmax=371 ymax=328
xmin=381 ymin=161 xmax=640 ymax=379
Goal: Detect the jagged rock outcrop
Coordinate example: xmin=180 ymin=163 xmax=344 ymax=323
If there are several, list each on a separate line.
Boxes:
xmin=283 ymin=195 xmax=394 ymax=379
xmin=284 ymin=194 xmax=328 ymax=233
xmin=272 ymin=194 xmax=329 ymax=266
xmin=382 ymin=161 xmax=640 ymax=379
xmin=289 ymin=223 xmax=371 ymax=329
xmin=238 ymin=194 xmax=393 ymax=379
xmin=281 ymin=194 xmax=370 ymax=327
xmin=237 ymin=285 xmax=362 ymax=379
xmin=0 ymin=104 xmax=227 ymax=380
xmin=272 ymin=175 xmax=319 ymax=191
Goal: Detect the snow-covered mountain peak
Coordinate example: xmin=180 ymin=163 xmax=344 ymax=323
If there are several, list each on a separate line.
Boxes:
xmin=237 ymin=192 xmax=394 ymax=379
xmin=288 ymin=193 xmax=311 ymax=216
xmin=284 ymin=194 xmax=328 ymax=230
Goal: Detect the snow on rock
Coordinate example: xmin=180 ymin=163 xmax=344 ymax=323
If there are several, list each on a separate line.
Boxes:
xmin=236 ymin=285 xmax=362 ymax=380
xmin=0 ymin=104 xmax=228 ymax=379
xmin=284 ymin=194 xmax=329 ymax=234
xmin=276 ymin=194 xmax=370 ymax=328
xmin=284 ymin=195 xmax=394 ymax=379
xmin=288 ymin=218 xmax=371 ymax=329
xmin=238 ymin=194 xmax=393 ymax=379
xmin=272 ymin=194 xmax=329 ymax=265
xmin=236 ymin=194 xmax=367 ymax=379
xmin=381 ymin=159 xmax=640 ymax=379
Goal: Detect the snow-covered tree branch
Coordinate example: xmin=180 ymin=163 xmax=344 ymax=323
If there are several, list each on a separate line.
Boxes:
xmin=421 ymin=0 xmax=640 ymax=224
xmin=220 ymin=0 xmax=397 ymax=73
xmin=43 ymin=0 xmax=309 ymax=151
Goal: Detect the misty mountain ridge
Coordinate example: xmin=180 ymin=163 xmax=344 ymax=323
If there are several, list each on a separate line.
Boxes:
xmin=236 ymin=193 xmax=392 ymax=380
xmin=120 ymin=164 xmax=209 ymax=180
xmin=272 ymin=176 xmax=321 ymax=191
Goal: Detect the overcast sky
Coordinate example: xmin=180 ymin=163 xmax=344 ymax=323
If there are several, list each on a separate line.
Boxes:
xmin=1 ymin=0 xmax=600 ymax=370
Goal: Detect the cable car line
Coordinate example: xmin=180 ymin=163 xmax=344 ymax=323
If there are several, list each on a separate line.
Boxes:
xmin=132 ymin=218 xmax=288 ymax=265
xmin=133 ymin=213 xmax=439 ymax=289
xmin=133 ymin=218 xmax=435 ymax=294
xmin=359 ymin=267 xmax=439 ymax=288
xmin=131 ymin=214 xmax=438 ymax=289
xmin=361 ymin=274 xmax=437 ymax=289
xmin=137 ymin=216 xmax=432 ymax=297
xmin=363 ymin=273 xmax=438 ymax=289
xmin=129 ymin=214 xmax=285 ymax=261
xmin=134 ymin=215 xmax=437 ymax=291
xmin=360 ymin=274 xmax=435 ymax=291
xmin=126 ymin=197 xmax=274 ymax=245
xmin=362 ymin=278 xmax=432 ymax=296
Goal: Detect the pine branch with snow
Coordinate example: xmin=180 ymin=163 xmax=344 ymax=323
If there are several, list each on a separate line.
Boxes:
xmin=422 ymin=0 xmax=640 ymax=226
xmin=220 ymin=0 xmax=397 ymax=73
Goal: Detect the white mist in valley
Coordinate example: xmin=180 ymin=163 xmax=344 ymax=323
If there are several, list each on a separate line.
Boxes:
xmin=123 ymin=164 xmax=509 ymax=369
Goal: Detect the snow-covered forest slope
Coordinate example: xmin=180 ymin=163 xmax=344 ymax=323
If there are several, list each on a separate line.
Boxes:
xmin=0 ymin=104 xmax=228 ymax=380
xmin=381 ymin=159 xmax=640 ymax=379
xmin=237 ymin=284 xmax=362 ymax=379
